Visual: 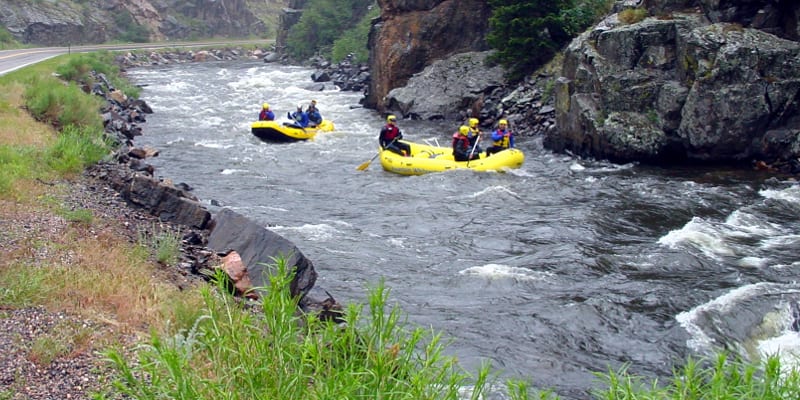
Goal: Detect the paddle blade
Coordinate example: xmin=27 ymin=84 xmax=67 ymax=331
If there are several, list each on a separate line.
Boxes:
xmin=356 ymin=160 xmax=372 ymax=171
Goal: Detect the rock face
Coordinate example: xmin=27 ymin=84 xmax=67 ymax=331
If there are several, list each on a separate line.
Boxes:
xmin=207 ymin=208 xmax=317 ymax=301
xmin=0 ymin=0 xmax=266 ymax=45
xmin=549 ymin=2 xmax=800 ymax=165
xmin=383 ymin=51 xmax=506 ymax=120
xmin=363 ymin=0 xmax=492 ymax=112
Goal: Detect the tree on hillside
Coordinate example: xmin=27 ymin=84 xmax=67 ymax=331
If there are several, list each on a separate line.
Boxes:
xmin=487 ymin=0 xmax=611 ymax=81
xmin=487 ymin=0 xmax=572 ymax=80
xmin=286 ymin=0 xmax=374 ymax=61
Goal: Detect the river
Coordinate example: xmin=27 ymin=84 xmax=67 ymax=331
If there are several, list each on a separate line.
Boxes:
xmin=127 ymin=60 xmax=800 ymax=399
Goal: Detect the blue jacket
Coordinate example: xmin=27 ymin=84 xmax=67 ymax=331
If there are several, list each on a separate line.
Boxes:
xmin=288 ymin=110 xmax=310 ymax=127
xmin=490 ymin=128 xmax=514 ymax=148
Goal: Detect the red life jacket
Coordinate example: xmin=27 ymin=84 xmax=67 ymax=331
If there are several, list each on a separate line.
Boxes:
xmin=382 ymin=124 xmax=401 ymax=141
xmin=452 ymin=132 xmax=470 ymax=152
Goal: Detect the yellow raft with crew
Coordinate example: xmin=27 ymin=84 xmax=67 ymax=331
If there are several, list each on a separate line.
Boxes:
xmin=379 ymin=140 xmax=524 ymax=176
xmin=250 ymin=119 xmax=335 ymax=142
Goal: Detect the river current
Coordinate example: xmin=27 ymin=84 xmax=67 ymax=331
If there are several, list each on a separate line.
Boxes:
xmin=127 ymin=60 xmax=800 ymax=399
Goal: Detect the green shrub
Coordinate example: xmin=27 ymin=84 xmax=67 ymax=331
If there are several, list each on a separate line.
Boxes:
xmin=618 ymin=8 xmax=648 ymax=25
xmin=113 ymin=11 xmax=150 ymax=43
xmin=45 ymin=124 xmax=109 ymax=174
xmin=286 ymin=0 xmax=374 ymax=61
xmin=331 ymin=4 xmax=379 ymax=63
xmin=24 ymin=75 xmax=104 ymax=130
xmin=0 ymin=25 xmax=19 ymax=49
xmin=488 ymin=0 xmax=612 ymax=81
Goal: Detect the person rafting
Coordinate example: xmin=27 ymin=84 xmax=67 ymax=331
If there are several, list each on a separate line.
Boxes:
xmin=452 ymin=125 xmax=479 ymax=162
xmin=258 ymin=103 xmax=275 ymax=121
xmin=467 ymin=117 xmax=483 ymax=154
xmin=486 ymin=119 xmax=514 ymax=156
xmin=306 ymin=99 xmax=322 ymax=126
xmin=379 ymin=114 xmax=411 ymax=156
xmin=287 ymin=103 xmax=310 ymax=128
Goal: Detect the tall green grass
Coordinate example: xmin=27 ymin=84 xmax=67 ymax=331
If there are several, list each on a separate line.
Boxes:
xmin=593 ymin=353 xmax=800 ymax=399
xmin=0 ymin=145 xmax=38 ymax=193
xmin=45 ymin=124 xmax=110 ymax=174
xmin=105 ymin=259 xmax=539 ymax=399
xmin=0 ymin=53 xmax=116 ymax=196
xmin=24 ymin=75 xmax=104 ymax=130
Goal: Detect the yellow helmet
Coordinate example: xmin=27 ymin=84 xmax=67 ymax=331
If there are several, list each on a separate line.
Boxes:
xmin=459 ymin=125 xmax=469 ymax=135
xmin=469 ymin=118 xmax=479 ymax=127
xmin=262 ymin=103 xmax=269 ymax=109
xmin=387 ymin=115 xmax=397 ymax=122
xmin=499 ymin=119 xmax=508 ymax=126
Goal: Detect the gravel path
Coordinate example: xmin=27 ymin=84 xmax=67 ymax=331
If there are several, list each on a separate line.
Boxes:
xmin=0 ymin=169 xmax=206 ymax=399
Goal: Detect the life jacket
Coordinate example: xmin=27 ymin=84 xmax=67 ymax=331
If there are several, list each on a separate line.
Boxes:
xmin=381 ymin=124 xmax=401 ymax=141
xmin=452 ymin=132 xmax=471 ymax=154
xmin=259 ymin=109 xmax=274 ymax=121
xmin=492 ymin=128 xmax=511 ymax=148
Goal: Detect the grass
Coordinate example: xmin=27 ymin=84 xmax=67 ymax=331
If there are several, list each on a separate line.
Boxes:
xmin=105 ymin=261 xmax=537 ymax=399
xmin=138 ymin=222 xmax=183 ymax=265
xmin=618 ymin=8 xmax=648 ymax=25
xmin=2 ymin=47 xmax=800 ymax=400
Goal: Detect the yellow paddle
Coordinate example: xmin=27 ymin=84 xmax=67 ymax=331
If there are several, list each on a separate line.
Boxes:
xmin=357 ymin=138 xmax=397 ymax=171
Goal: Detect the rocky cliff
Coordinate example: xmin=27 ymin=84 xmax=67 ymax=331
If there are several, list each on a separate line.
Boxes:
xmin=0 ymin=0 xmax=274 ymax=45
xmin=548 ymin=0 xmax=800 ymax=167
xmin=363 ymin=0 xmax=492 ymax=112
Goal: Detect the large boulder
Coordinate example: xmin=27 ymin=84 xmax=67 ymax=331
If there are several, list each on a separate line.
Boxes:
xmin=550 ymin=7 xmax=800 ymax=165
xmin=383 ymin=51 xmax=505 ymax=120
xmin=206 ymin=208 xmax=317 ymax=302
xmin=363 ymin=0 xmax=492 ymax=112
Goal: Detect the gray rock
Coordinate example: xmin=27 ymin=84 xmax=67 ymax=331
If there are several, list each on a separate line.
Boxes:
xmin=384 ymin=51 xmax=505 ymax=120
xmin=206 ymin=208 xmax=317 ymax=301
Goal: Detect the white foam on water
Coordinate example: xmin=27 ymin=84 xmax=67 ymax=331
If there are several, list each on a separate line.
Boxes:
xmin=725 ymin=210 xmax=781 ymax=238
xmin=676 ymin=283 xmax=774 ymax=352
xmin=194 ymin=140 xmax=235 ymax=149
xmin=658 ymin=217 xmax=735 ymax=259
xmin=386 ymin=237 xmax=406 ymax=248
xmin=459 ymin=263 xmax=549 ymax=281
xmin=270 ymin=223 xmax=342 ymax=241
xmin=760 ymin=185 xmax=800 ymax=204
xmin=469 ymin=185 xmax=518 ymax=199
xmin=220 ymin=169 xmax=250 ymax=175
xmin=569 ymin=162 xmax=585 ymax=171
xmin=737 ymin=256 xmax=768 ymax=268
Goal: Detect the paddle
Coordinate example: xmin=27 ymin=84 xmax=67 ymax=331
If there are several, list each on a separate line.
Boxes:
xmin=357 ymin=138 xmax=397 ymax=171
xmin=466 ymin=133 xmax=481 ymax=167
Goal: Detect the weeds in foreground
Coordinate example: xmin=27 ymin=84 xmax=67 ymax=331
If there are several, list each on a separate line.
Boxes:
xmin=105 ymin=260 xmax=541 ymax=399
xmin=138 ymin=223 xmax=182 ymax=265
xmin=593 ymin=353 xmax=800 ymax=399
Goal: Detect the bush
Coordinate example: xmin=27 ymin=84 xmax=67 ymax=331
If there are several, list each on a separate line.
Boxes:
xmin=488 ymin=0 xmax=612 ymax=81
xmin=24 ymin=76 xmax=104 ymax=130
xmin=0 ymin=25 xmax=19 ymax=49
xmin=113 ymin=11 xmax=150 ymax=43
xmin=618 ymin=8 xmax=648 ymax=25
xmin=331 ymin=5 xmax=379 ymax=63
xmin=285 ymin=0 xmax=374 ymax=61
xmin=45 ymin=124 xmax=109 ymax=175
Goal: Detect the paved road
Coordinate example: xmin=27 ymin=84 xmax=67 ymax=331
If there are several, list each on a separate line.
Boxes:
xmin=0 ymin=39 xmax=269 ymax=76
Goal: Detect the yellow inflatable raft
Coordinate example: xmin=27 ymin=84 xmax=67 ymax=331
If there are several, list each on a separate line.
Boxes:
xmin=379 ymin=140 xmax=524 ymax=175
xmin=251 ymin=120 xmax=335 ymax=142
